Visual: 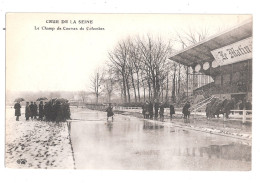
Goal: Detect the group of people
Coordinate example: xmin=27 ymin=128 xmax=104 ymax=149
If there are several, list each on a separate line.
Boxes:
xmin=205 ymin=97 xmax=252 ymax=119
xmin=14 ymin=100 xmax=71 ymax=122
xmin=142 ymin=101 xmax=176 ymax=121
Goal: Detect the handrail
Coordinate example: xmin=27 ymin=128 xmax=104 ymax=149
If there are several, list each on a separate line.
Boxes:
xmin=191 ymin=96 xmax=217 ymax=112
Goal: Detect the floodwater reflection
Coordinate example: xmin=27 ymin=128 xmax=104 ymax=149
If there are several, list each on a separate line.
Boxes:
xmin=170 ymin=143 xmax=251 ymax=162
xmin=70 ymin=109 xmax=251 ymax=170
xmin=143 ymin=121 xmax=164 ymax=130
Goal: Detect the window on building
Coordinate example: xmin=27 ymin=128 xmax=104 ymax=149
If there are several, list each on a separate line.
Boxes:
xmin=215 ymin=75 xmax=221 ymax=85
xmin=232 ymin=72 xmax=240 ymax=82
xmin=223 ymin=74 xmax=231 ymax=84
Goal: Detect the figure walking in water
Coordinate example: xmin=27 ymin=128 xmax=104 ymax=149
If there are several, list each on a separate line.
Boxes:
xmin=106 ymin=103 xmax=114 ymax=122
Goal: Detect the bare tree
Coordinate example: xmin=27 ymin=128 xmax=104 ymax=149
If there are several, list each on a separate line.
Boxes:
xmin=138 ymin=35 xmax=173 ymax=103
xmin=108 ymin=40 xmax=130 ymax=103
xmin=78 ymin=90 xmax=88 ymax=103
xmin=90 ymin=69 xmax=104 ymax=104
xmin=102 ymin=68 xmax=116 ymax=103
xmin=175 ymin=27 xmax=209 ymax=48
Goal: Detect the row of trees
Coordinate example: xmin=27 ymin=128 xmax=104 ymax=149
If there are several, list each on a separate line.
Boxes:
xmin=85 ymin=35 xmax=187 ymax=105
xmin=87 ymin=29 xmax=211 ymax=105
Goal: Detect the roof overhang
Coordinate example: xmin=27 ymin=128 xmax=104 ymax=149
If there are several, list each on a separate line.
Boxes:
xmin=169 ymin=19 xmax=253 ymax=69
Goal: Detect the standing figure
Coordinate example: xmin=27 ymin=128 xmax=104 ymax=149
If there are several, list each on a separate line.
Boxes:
xmin=14 ymin=101 xmax=21 ymax=121
xmin=52 ymin=101 xmax=58 ymax=122
xmin=245 ymin=100 xmax=252 ymax=115
xmin=64 ymin=101 xmax=71 ymax=120
xmin=142 ymin=104 xmax=145 ymax=118
xmin=154 ymin=102 xmax=159 ymax=119
xmin=159 ymin=103 xmax=164 ymax=121
xmin=29 ymin=102 xmax=34 ymax=120
xmin=239 ymin=100 xmax=244 ymax=115
xmin=182 ymin=101 xmax=191 ymax=123
xmin=44 ymin=102 xmax=50 ymax=121
xmin=148 ymin=101 xmax=153 ymax=119
xmin=170 ymin=103 xmax=175 ymax=121
xmin=106 ymin=103 xmax=114 ymax=122
xmin=142 ymin=101 xmax=149 ymax=119
xmin=25 ymin=102 xmax=30 ymax=121
xmin=38 ymin=101 xmax=44 ymax=121
xmin=223 ymin=98 xmax=235 ymax=119
xmin=33 ymin=102 xmax=38 ymax=119
xmin=55 ymin=101 xmax=64 ymax=122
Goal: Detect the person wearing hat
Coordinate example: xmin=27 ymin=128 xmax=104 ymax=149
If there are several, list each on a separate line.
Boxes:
xmin=14 ymin=101 xmax=21 ymax=121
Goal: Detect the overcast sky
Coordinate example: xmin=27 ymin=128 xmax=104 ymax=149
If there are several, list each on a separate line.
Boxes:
xmin=6 ymin=14 xmax=251 ymax=92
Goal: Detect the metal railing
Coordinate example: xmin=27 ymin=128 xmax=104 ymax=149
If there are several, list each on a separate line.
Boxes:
xmin=191 ymin=96 xmax=216 ymax=112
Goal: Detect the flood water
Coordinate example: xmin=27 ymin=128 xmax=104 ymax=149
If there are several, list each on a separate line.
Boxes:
xmin=70 ymin=108 xmax=251 ymax=170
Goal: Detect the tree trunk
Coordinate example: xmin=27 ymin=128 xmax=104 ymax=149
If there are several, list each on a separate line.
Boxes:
xmin=126 ymin=77 xmax=131 ymax=103
xmin=122 ymin=73 xmax=127 ymax=103
xmin=136 ymin=72 xmax=141 ymax=102
xmin=178 ymin=63 xmax=181 ymax=94
xmin=166 ymin=72 xmax=169 ymax=102
xmin=172 ymin=71 xmax=176 ymax=103
xmin=148 ymin=78 xmax=151 ymax=101
xmin=155 ymin=71 xmax=160 ymax=102
xmin=130 ymin=69 xmax=137 ymax=102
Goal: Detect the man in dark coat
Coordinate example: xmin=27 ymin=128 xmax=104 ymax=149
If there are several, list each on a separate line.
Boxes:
xmin=14 ymin=101 xmax=21 ymax=121
xmin=38 ymin=101 xmax=44 ymax=121
xmin=170 ymin=103 xmax=175 ymax=121
xmin=29 ymin=102 xmax=34 ymax=120
xmin=106 ymin=103 xmax=114 ymax=122
xmin=33 ymin=102 xmax=38 ymax=119
xmin=245 ymin=100 xmax=252 ymax=110
xmin=64 ymin=101 xmax=71 ymax=120
xmin=44 ymin=102 xmax=50 ymax=121
xmin=143 ymin=101 xmax=149 ymax=119
xmin=154 ymin=102 xmax=159 ymax=119
xmin=55 ymin=101 xmax=64 ymax=122
xmin=25 ymin=102 xmax=30 ymax=121
xmin=182 ymin=101 xmax=191 ymax=122
xmin=245 ymin=100 xmax=252 ymax=115
xmin=148 ymin=101 xmax=153 ymax=119
xmin=212 ymin=99 xmax=223 ymax=118
xmin=223 ymin=98 xmax=235 ymax=119
xmin=52 ymin=101 xmax=58 ymax=122
xmin=159 ymin=103 xmax=165 ymax=121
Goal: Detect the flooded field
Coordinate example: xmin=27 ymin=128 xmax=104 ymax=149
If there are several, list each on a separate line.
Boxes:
xmin=70 ymin=108 xmax=251 ymax=170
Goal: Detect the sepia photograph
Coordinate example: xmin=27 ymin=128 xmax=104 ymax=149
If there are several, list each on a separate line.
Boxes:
xmin=5 ymin=13 xmax=252 ymax=171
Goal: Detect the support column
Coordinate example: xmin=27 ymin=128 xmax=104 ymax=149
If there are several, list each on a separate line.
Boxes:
xmin=186 ymin=66 xmax=189 ymax=99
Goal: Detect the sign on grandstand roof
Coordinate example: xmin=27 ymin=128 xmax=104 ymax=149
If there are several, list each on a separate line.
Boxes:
xmin=211 ymin=37 xmax=252 ymax=67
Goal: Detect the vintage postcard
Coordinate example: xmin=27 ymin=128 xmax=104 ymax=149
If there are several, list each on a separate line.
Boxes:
xmin=5 ymin=13 xmax=252 ymax=170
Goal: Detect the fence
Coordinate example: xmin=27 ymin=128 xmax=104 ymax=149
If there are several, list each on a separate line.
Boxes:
xmin=230 ymin=110 xmax=252 ymax=124
xmin=85 ymin=104 xmax=252 ymax=124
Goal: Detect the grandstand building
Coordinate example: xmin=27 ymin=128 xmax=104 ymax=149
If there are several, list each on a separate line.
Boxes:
xmin=169 ymin=19 xmax=252 ymax=104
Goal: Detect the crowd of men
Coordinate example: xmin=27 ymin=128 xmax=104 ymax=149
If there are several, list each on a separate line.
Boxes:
xmin=14 ymin=99 xmax=71 ymax=122
xmin=142 ymin=101 xmax=176 ymax=121
xmin=205 ymin=97 xmax=252 ymax=119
